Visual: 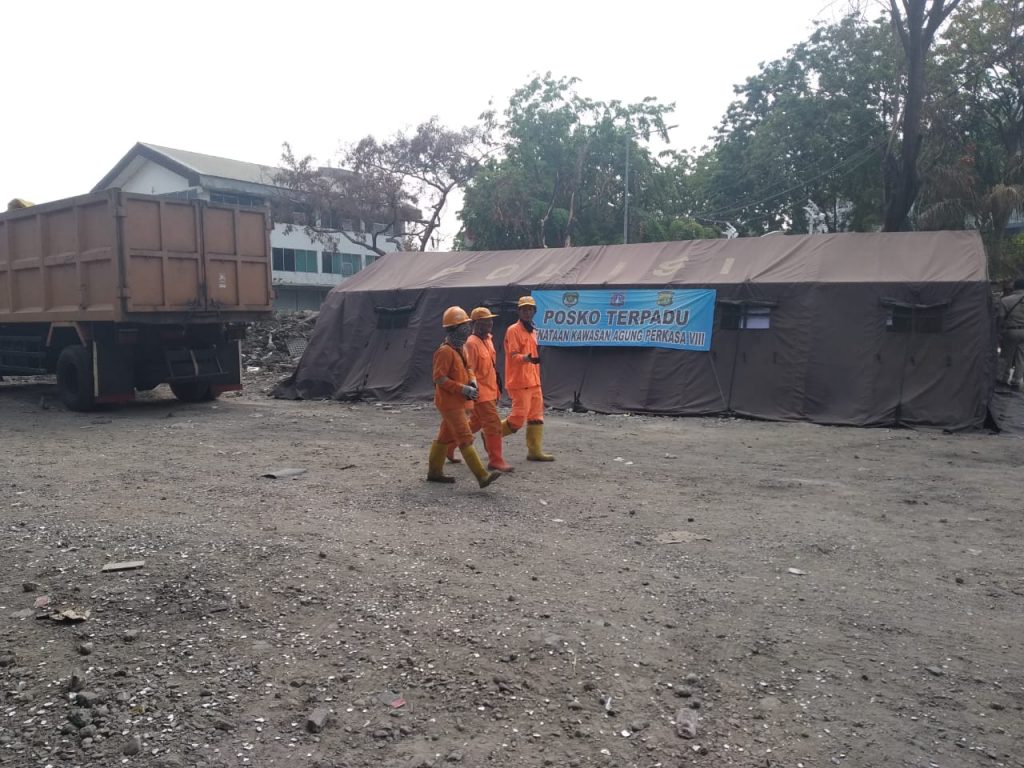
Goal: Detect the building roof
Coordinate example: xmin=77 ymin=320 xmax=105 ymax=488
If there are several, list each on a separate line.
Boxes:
xmin=93 ymin=142 xmax=283 ymax=192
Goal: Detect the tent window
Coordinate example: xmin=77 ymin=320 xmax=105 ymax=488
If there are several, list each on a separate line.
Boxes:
xmin=886 ymin=305 xmax=945 ymax=334
xmin=375 ymin=306 xmax=413 ymax=330
xmin=719 ymin=303 xmax=772 ymax=330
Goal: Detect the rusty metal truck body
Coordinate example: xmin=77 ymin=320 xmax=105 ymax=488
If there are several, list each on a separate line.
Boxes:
xmin=0 ymin=189 xmax=273 ymax=409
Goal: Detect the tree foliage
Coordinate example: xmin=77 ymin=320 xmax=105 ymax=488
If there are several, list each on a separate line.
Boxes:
xmin=275 ymin=118 xmax=488 ymax=256
xmin=458 ymin=74 xmax=703 ymax=250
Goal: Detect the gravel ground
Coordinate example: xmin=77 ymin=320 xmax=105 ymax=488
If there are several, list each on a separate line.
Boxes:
xmin=1 ymin=373 xmax=1022 ymax=768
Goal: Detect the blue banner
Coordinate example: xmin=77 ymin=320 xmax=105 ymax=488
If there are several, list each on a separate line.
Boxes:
xmin=532 ymin=289 xmax=716 ymax=351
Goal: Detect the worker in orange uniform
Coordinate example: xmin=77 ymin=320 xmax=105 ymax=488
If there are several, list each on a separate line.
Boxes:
xmin=427 ymin=306 xmax=502 ymax=488
xmin=502 ymin=295 xmax=554 ymax=461
xmin=464 ymin=306 xmax=514 ymax=473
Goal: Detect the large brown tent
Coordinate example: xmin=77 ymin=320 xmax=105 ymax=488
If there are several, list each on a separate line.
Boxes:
xmin=276 ymin=231 xmax=996 ymax=430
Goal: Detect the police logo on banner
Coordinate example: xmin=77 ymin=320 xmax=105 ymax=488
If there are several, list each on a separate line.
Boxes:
xmin=610 ymin=292 xmax=626 ymax=307
xmin=657 ymin=291 xmax=674 ymax=306
xmin=562 ymin=291 xmax=579 ymax=307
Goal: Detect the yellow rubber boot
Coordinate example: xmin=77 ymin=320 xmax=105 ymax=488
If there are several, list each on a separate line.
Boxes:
xmin=427 ymin=441 xmax=455 ymax=483
xmin=525 ymin=423 xmax=554 ymax=461
xmin=501 ymin=419 xmax=516 ymax=437
xmin=460 ymin=444 xmax=501 ymax=488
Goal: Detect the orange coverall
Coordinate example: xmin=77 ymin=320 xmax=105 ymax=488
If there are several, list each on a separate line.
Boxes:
xmin=504 ymin=320 xmax=544 ymax=429
xmin=432 ymin=343 xmax=475 ymax=448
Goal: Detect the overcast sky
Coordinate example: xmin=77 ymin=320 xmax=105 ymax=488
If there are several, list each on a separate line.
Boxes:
xmin=4 ymin=0 xmax=854 ymax=243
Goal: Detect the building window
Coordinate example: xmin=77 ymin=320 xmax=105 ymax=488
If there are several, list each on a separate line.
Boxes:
xmin=365 ymin=253 xmax=378 ymax=267
xmin=886 ymin=304 xmax=945 ymax=334
xmin=719 ymin=303 xmax=772 ymax=330
xmin=210 ymin=191 xmax=265 ymax=207
xmin=322 ymin=252 xmax=364 ymax=277
xmin=272 ymin=247 xmax=318 ymax=273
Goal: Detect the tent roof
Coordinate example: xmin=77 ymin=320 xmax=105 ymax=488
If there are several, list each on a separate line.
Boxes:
xmin=340 ymin=231 xmax=987 ymax=292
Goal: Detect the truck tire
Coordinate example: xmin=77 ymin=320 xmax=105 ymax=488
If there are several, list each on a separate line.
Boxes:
xmin=170 ymin=381 xmax=218 ymax=403
xmin=56 ymin=346 xmax=96 ymax=412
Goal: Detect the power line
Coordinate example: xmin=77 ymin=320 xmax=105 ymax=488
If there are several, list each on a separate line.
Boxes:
xmin=692 ymin=138 xmax=885 ymax=223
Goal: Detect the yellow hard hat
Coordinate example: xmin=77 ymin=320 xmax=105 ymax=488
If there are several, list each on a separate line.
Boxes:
xmin=517 ymin=295 xmax=536 ymax=308
xmin=470 ymin=306 xmax=498 ymax=320
xmin=442 ymin=306 xmax=471 ymax=328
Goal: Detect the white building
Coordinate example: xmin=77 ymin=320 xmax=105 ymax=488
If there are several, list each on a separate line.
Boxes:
xmin=94 ymin=143 xmax=408 ymax=310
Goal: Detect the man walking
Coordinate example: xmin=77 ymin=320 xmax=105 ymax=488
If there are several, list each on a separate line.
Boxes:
xmin=502 ymin=295 xmax=554 ymax=461
xmin=427 ymin=306 xmax=501 ymax=488
xmin=465 ymin=306 xmax=514 ymax=473
xmin=999 ymin=278 xmax=1024 ymax=390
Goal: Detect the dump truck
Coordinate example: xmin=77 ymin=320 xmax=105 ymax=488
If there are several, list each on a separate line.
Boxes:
xmin=0 ymin=189 xmax=273 ymax=410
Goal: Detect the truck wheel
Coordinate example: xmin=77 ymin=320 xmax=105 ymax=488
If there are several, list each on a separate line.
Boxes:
xmin=169 ymin=381 xmax=217 ymax=403
xmin=56 ymin=346 xmax=96 ymax=412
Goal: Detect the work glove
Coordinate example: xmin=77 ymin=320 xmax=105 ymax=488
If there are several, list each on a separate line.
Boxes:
xmin=461 ymin=384 xmax=479 ymax=400
xmin=524 ymin=354 xmax=541 ymax=364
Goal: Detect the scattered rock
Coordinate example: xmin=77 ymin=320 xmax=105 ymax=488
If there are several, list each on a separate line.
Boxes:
xmin=123 ymin=734 xmax=142 ymax=755
xmin=925 ymin=666 xmax=945 ymax=677
xmin=69 ymin=670 xmax=85 ymax=691
xmin=675 ymin=708 xmax=698 ymax=739
xmin=69 ymin=708 xmax=93 ymax=728
xmin=75 ymin=691 xmax=101 ymax=707
xmin=76 ymin=642 xmax=94 ymax=656
xmin=306 ymin=707 xmax=330 ymax=733
xmin=22 ymin=582 xmax=40 ymax=592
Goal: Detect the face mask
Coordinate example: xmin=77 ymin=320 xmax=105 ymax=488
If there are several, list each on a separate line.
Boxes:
xmin=449 ymin=324 xmax=471 ymax=347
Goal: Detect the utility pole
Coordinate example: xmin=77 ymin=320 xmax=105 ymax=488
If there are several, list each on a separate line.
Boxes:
xmin=623 ymin=134 xmax=630 ymax=244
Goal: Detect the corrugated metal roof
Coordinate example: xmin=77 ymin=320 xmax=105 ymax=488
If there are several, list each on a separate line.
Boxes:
xmin=139 ymin=143 xmax=281 ymax=187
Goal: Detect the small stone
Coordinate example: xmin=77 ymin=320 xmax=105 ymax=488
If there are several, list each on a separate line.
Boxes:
xmin=69 ymin=708 xmax=93 ymax=728
xmin=10 ymin=608 xmax=34 ymax=619
xmin=0 ymin=653 xmax=15 ymax=668
xmin=75 ymin=691 xmax=101 ymax=707
xmin=22 ymin=582 xmax=40 ymax=593
xmin=199 ymin=688 xmax=213 ymax=697
xmin=684 ymin=673 xmax=700 ymax=685
xmin=77 ymin=642 xmax=94 ymax=656
xmin=675 ymin=686 xmax=694 ymax=698
xmin=123 ymin=735 xmax=142 ymax=755
xmin=925 ymin=666 xmax=945 ymax=677
xmin=122 ymin=630 xmax=139 ymax=643
xmin=69 ymin=671 xmax=85 ymax=691
xmin=675 ymin=708 xmax=698 ymax=739
xmin=306 ymin=707 xmax=330 ymax=733
xmin=689 ymin=698 xmax=703 ymax=709
xmin=79 ymin=725 xmax=98 ymax=739
xmin=446 ymin=752 xmax=464 ymax=763
xmin=212 ymin=717 xmax=234 ymax=731
xmin=989 ymin=702 xmax=1005 ymax=711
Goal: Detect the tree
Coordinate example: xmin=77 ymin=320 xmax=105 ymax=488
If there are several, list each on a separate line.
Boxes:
xmin=915 ymin=0 xmax=1024 ymax=275
xmin=695 ymin=14 xmax=898 ymax=235
xmin=882 ymin=0 xmax=963 ymax=231
xmin=275 ymin=118 xmax=489 ymax=256
xmin=459 ymin=74 xmax=675 ymax=250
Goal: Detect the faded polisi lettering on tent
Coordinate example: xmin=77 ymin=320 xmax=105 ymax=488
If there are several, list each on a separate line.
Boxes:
xmin=275 ymin=232 xmax=995 ymax=430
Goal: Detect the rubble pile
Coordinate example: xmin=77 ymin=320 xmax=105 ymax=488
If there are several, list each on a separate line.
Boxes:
xmin=242 ymin=311 xmax=318 ymax=372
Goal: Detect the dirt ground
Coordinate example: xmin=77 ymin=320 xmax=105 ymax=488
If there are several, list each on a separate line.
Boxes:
xmin=1 ymin=372 xmax=1022 ymax=768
